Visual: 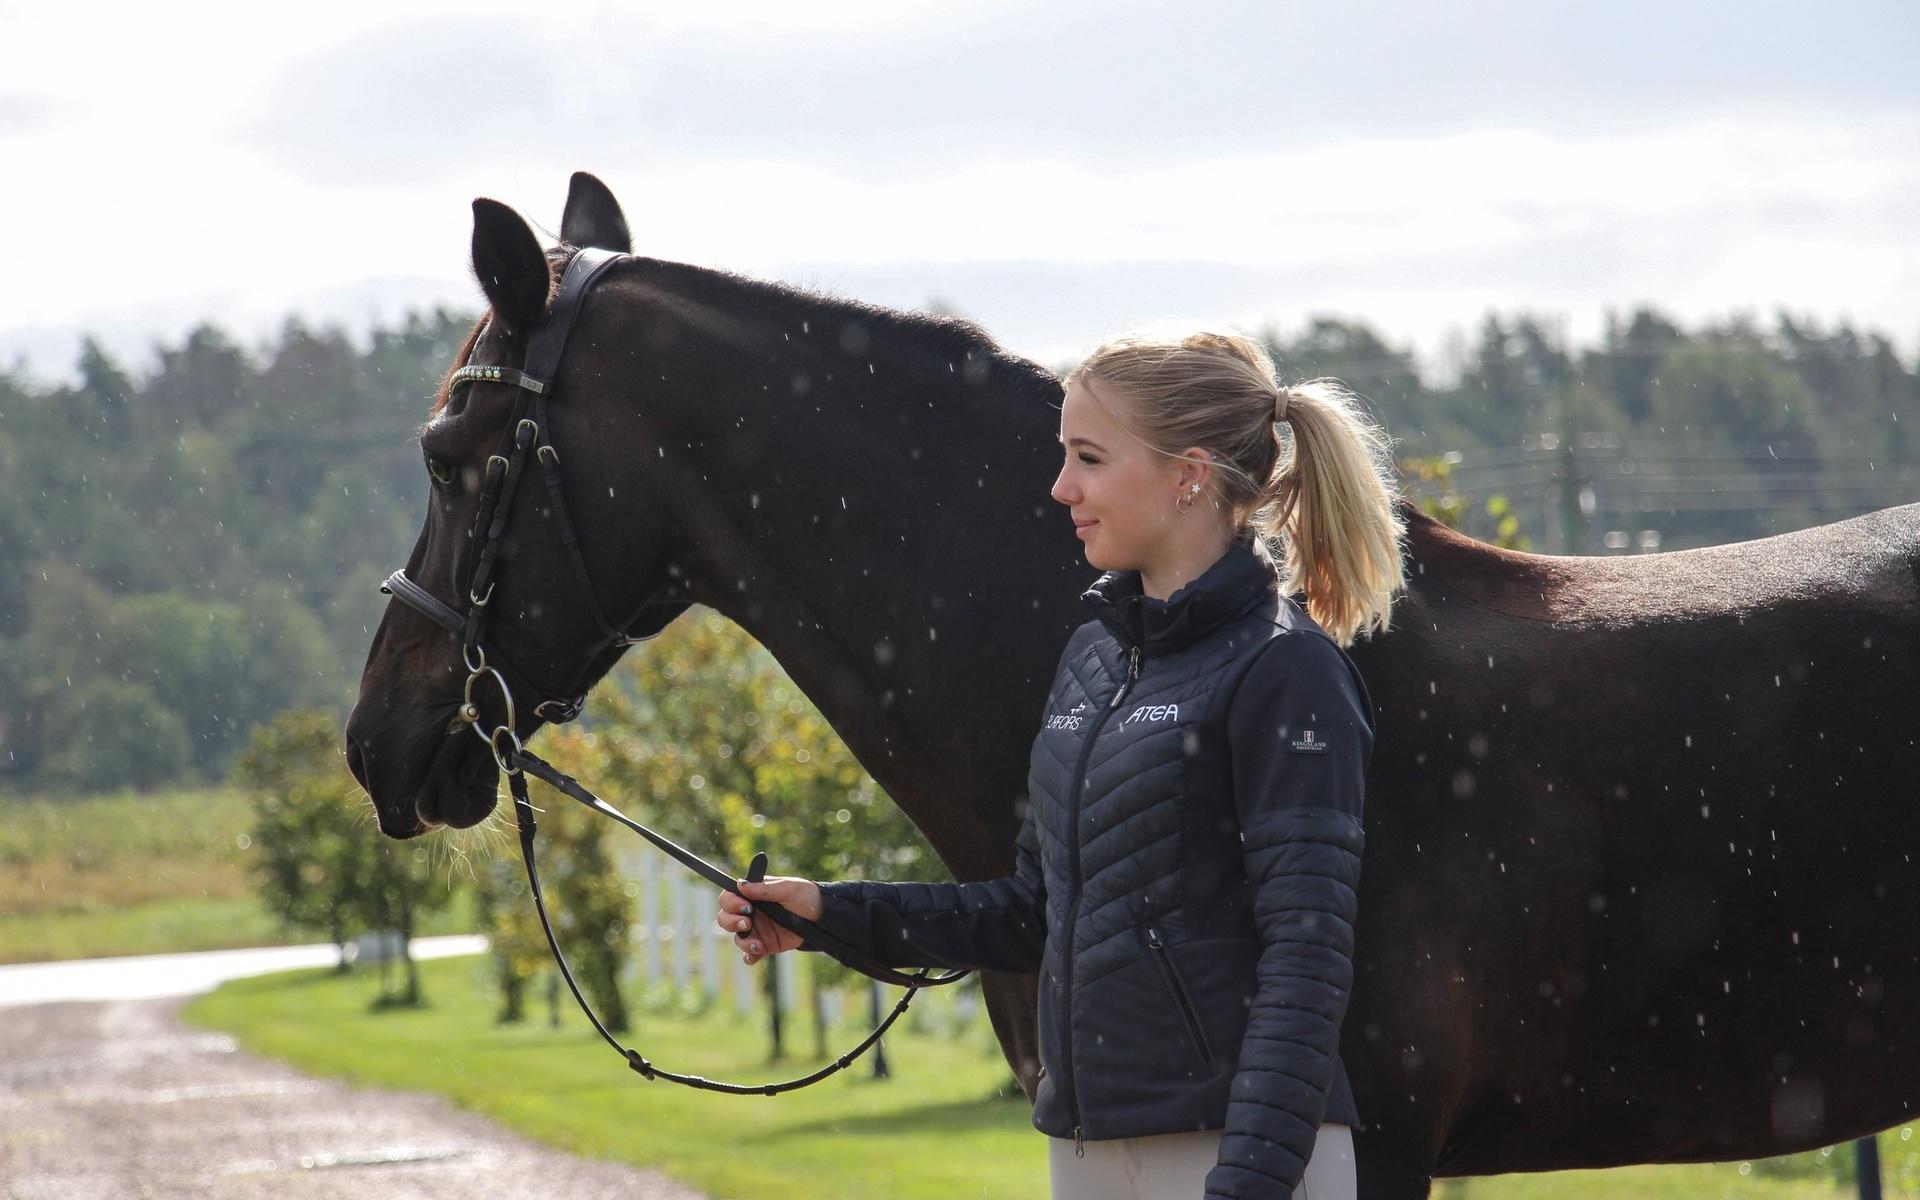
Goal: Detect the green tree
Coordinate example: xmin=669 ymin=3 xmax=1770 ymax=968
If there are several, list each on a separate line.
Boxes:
xmin=233 ymin=709 xmax=456 ymax=1003
xmin=37 ymin=680 xmax=191 ymax=792
xmin=581 ymin=609 xmax=940 ymax=1059
xmin=469 ymin=847 xmax=551 ymax=1024
xmin=236 ymin=710 xmax=371 ymax=967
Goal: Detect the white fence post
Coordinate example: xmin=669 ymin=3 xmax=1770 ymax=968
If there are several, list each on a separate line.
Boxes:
xmin=642 ymin=853 xmax=661 ymax=986
xmin=775 ymin=949 xmax=795 ymax=1015
xmin=700 ymin=889 xmax=719 ymax=1003
xmin=671 ymin=877 xmax=691 ymax=996
xmin=733 ymin=943 xmax=754 ymax=1016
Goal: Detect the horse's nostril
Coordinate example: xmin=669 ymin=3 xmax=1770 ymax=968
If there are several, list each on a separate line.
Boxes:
xmin=345 ymin=736 xmax=369 ymax=791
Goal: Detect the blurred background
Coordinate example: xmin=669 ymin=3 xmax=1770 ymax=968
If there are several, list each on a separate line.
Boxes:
xmin=1 ymin=2 xmax=1915 ymax=1197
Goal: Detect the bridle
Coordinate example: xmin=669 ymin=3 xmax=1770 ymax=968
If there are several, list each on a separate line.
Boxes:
xmin=379 ymin=246 xmax=969 ymax=1095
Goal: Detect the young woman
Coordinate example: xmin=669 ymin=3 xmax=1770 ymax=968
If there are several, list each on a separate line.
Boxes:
xmin=715 ymin=331 xmax=1406 ymax=1199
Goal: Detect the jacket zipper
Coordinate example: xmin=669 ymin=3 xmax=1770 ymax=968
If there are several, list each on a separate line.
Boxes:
xmin=1145 ymin=924 xmax=1215 ymax=1069
xmin=1062 ymin=641 xmax=1142 ymax=1158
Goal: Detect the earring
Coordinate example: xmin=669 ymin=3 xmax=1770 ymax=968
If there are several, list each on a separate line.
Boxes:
xmin=1175 ymin=486 xmax=1199 ymax=515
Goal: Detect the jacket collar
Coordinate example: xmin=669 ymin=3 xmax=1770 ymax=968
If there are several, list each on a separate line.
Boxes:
xmin=1081 ymin=526 xmax=1280 ymax=656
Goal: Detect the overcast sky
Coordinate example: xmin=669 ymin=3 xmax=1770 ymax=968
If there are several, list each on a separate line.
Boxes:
xmin=3 ymin=0 xmax=1915 ymax=386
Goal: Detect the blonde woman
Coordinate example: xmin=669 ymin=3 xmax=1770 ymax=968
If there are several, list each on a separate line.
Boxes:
xmin=717 ymin=332 xmax=1406 ymax=1199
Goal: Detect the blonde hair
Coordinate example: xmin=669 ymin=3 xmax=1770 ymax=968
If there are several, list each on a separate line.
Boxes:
xmin=1064 ymin=331 xmax=1407 ymax=647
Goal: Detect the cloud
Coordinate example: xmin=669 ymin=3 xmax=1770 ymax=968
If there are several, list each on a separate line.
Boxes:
xmin=246 ymin=0 xmax=1920 ymax=187
xmin=250 ymin=19 xmax=565 ymax=184
xmin=0 ymin=91 xmax=55 ymax=137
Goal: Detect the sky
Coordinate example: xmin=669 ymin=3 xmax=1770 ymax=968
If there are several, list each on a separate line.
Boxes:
xmin=2 ymin=0 xmax=1916 ymax=387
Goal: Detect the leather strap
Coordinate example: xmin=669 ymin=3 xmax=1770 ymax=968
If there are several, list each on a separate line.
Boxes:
xmin=378 ymin=245 xmax=973 ymax=1099
xmin=380 ymin=570 xmax=463 ymax=636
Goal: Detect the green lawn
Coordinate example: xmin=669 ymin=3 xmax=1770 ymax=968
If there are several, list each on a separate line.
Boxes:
xmin=186 ymin=955 xmax=1048 ymax=1200
xmin=183 ymin=955 xmax=1919 ymax=1200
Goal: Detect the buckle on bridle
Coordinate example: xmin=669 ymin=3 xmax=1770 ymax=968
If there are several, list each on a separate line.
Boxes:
xmin=535 ymin=696 xmax=587 ymax=723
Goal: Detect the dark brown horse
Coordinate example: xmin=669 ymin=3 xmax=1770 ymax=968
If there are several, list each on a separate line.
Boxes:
xmin=345 ymin=172 xmax=1920 ymax=1196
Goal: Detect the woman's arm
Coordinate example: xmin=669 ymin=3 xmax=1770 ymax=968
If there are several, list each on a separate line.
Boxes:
xmin=717 ymin=799 xmax=1048 ymax=975
xmin=802 ymin=800 xmax=1048 ymax=973
xmin=1205 ymin=630 xmax=1372 ymax=1200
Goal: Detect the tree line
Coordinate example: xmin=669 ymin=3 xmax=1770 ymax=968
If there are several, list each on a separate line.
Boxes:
xmin=1 ymin=302 xmax=1914 ymax=794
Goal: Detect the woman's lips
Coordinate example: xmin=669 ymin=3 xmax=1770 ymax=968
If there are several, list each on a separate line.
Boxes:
xmin=1075 ymin=520 xmax=1098 ymax=538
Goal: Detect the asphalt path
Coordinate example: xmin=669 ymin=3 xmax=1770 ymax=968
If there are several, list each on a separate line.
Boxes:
xmin=0 ymin=944 xmax=705 ymax=1198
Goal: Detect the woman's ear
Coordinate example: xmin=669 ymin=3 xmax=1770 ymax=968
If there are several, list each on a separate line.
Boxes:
xmin=470 ymin=198 xmax=551 ymax=336
xmin=1178 ymin=448 xmax=1215 ymax=494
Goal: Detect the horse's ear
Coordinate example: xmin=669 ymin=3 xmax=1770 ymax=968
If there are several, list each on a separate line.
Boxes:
xmin=470 ymin=198 xmax=551 ymax=336
xmin=561 ymin=171 xmax=632 ymax=253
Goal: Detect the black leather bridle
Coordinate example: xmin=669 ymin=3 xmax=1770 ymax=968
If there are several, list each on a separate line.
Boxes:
xmin=380 ymin=246 xmax=968 ymax=1095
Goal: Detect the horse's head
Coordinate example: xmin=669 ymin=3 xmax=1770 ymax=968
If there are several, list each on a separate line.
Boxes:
xmin=345 ymin=173 xmax=688 ymax=838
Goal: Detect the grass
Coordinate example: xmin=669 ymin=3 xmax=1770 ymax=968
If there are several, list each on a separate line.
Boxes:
xmin=0 ymin=784 xmax=476 ymax=963
xmin=182 ymin=955 xmax=1920 ymax=1200
xmin=186 ymin=955 xmax=1048 ymax=1200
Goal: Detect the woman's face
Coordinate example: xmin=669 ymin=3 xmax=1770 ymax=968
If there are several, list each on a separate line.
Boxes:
xmin=1051 ymin=375 xmax=1188 ymax=571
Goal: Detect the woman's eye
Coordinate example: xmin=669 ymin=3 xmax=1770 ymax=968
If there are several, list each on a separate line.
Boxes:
xmin=426 ymin=454 xmax=457 ymax=487
xmin=1079 ymin=454 xmax=1098 ymax=465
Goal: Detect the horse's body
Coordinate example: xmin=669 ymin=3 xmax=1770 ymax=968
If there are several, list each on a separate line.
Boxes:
xmin=347 ymin=175 xmax=1920 ymax=1197
xmin=1353 ymin=500 xmax=1918 ymax=1191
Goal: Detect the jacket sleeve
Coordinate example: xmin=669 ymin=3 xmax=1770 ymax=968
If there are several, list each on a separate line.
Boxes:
xmin=793 ymin=795 xmax=1047 ymax=974
xmin=1205 ymin=631 xmax=1372 ymax=1200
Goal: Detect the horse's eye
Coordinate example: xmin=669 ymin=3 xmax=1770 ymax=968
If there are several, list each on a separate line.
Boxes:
xmin=425 ymin=454 xmax=457 ymax=487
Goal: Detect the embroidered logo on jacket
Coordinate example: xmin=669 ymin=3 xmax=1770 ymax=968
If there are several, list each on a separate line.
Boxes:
xmin=1289 ymin=729 xmax=1330 ymax=753
xmin=1121 ymin=703 xmax=1179 ymax=726
xmin=1045 ymin=701 xmax=1088 ymax=731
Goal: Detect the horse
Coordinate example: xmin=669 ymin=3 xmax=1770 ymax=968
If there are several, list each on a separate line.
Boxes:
xmin=345 ymin=171 xmax=1920 ymax=1196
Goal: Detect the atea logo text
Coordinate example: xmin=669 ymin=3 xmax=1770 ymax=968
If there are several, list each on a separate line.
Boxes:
xmin=1121 ymin=703 xmax=1179 ymax=726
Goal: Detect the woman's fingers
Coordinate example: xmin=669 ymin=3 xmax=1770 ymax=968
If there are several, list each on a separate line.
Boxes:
xmin=717 ymin=879 xmax=816 ymax=963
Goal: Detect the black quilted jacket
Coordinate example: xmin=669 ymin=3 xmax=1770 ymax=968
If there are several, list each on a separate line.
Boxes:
xmin=804 ymin=527 xmax=1372 ymax=1198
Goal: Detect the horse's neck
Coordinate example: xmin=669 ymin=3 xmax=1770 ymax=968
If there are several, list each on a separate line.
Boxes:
xmin=625 ymin=271 xmax=1070 ymax=874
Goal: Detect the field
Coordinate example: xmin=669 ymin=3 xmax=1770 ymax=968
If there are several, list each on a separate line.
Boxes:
xmin=0 ymin=786 xmax=474 ymax=962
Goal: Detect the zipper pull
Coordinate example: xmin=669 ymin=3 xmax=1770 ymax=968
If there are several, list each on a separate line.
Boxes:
xmin=1107 ymin=646 xmax=1144 ymax=711
xmin=1074 ymin=1125 xmax=1086 ymax=1158
xmin=1146 ymin=925 xmax=1164 ymax=950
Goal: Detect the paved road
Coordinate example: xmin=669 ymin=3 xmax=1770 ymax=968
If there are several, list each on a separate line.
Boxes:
xmin=0 ymin=936 xmax=489 ymax=1008
xmin=0 ymin=960 xmax=705 ymax=1198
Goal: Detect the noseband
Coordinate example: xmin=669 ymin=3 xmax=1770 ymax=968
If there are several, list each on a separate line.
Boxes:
xmin=380 ymin=247 xmax=968 ymax=1096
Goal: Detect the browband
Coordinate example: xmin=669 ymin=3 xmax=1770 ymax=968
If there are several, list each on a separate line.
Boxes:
xmin=448 ymin=364 xmax=547 ymax=394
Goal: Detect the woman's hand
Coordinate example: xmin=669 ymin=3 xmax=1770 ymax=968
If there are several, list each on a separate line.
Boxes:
xmin=715 ymin=876 xmax=823 ymax=965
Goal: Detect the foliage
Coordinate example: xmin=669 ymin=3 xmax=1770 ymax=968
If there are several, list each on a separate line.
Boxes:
xmin=234 ymin=708 xmax=457 ymax=1000
xmin=0 ymin=308 xmax=473 ymax=793
xmin=585 ymin=609 xmax=943 ymax=998
xmin=33 ymin=679 xmax=192 ymax=792
xmin=1398 ymin=454 xmax=1530 ymax=547
xmin=468 ymin=837 xmax=552 ymax=1024
xmin=1 ymin=301 xmax=1915 ymax=794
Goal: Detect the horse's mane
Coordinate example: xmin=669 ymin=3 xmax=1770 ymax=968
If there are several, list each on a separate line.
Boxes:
xmin=431 ymin=245 xmax=1061 ymax=419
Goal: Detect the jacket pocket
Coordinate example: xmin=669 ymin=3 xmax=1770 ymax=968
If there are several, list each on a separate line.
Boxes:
xmin=1143 ymin=923 xmax=1215 ymax=1070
